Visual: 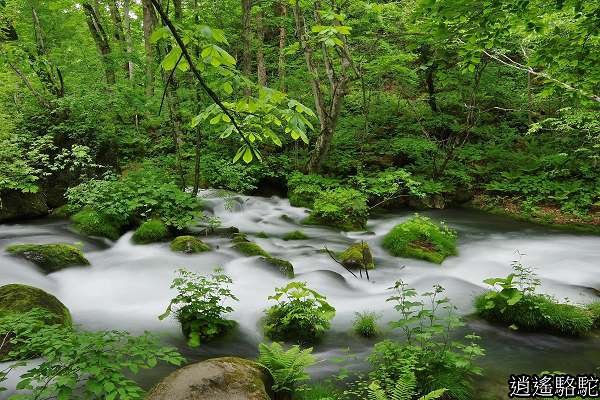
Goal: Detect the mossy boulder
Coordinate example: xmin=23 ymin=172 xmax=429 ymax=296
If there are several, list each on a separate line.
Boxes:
xmin=133 ymin=219 xmax=170 ymax=244
xmin=475 ymin=293 xmax=595 ymax=336
xmin=259 ymin=257 xmax=295 ymax=278
xmin=6 ymin=243 xmax=90 ymax=273
xmin=0 ymin=284 xmax=72 ymax=360
xmin=382 ymin=215 xmax=457 ymax=264
xmin=282 ymin=230 xmax=309 ymax=241
xmin=170 ymin=236 xmax=210 ymax=254
xmin=232 ymin=233 xmax=270 ymax=257
xmin=586 ymin=302 xmax=600 ymax=328
xmin=339 ymin=242 xmax=375 ymax=270
xmin=71 ymin=209 xmax=122 ymax=240
xmin=305 ymin=188 xmax=368 ymax=231
xmin=256 ymin=231 xmax=269 ymax=238
xmin=0 ymin=190 xmax=48 ymax=223
xmin=146 ymin=357 xmax=273 ymax=400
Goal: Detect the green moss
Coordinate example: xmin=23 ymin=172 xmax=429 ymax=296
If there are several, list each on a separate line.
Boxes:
xmin=0 ymin=284 xmax=72 ymax=361
xmin=259 ymin=257 xmax=295 ymax=278
xmin=475 ymin=293 xmax=595 ymax=336
xmin=296 ymin=384 xmax=342 ymax=400
xmin=71 ymin=209 xmax=122 ymax=240
xmin=133 ymin=219 xmax=170 ymax=244
xmin=382 ymin=215 xmax=457 ymax=263
xmin=339 ymin=242 xmax=375 ymax=270
xmin=232 ymin=233 xmax=270 ymax=257
xmin=6 ymin=243 xmax=90 ymax=273
xmin=170 ymin=235 xmax=210 ymax=253
xmin=282 ymin=230 xmax=309 ymax=241
xmin=256 ymin=231 xmax=269 ymax=238
xmin=587 ymin=302 xmax=600 ymax=327
xmin=306 ymin=188 xmax=368 ymax=231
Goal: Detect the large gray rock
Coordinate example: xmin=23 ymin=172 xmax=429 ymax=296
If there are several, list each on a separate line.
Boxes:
xmin=146 ymin=357 xmax=273 ymax=400
xmin=0 ymin=190 xmax=48 ymax=222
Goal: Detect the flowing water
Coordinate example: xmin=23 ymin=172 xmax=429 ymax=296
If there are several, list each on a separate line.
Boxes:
xmin=1 ymin=191 xmax=599 ymax=399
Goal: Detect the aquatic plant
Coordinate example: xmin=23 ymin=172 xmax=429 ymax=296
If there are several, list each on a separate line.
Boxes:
xmin=132 ymin=219 xmax=170 ymax=244
xmin=352 ymin=311 xmax=381 ymax=338
xmin=382 ymin=215 xmax=457 ymax=263
xmin=160 ymin=268 xmax=238 ymax=347
xmin=264 ymin=281 xmax=335 ymax=345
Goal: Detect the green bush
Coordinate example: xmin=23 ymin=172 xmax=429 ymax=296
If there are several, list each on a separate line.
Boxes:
xmin=287 ymin=173 xmax=340 ymax=208
xmin=6 ymin=243 xmax=90 ymax=272
xmin=353 ymin=311 xmax=380 ymax=338
xmin=264 ymin=281 xmax=335 ymax=345
xmin=170 ymin=235 xmax=210 ymax=253
xmin=476 ymin=263 xmax=595 ymax=336
xmin=160 ymin=268 xmax=238 ymax=347
xmin=71 ymin=209 xmax=123 ymax=240
xmin=282 ymin=230 xmax=309 ymax=240
xmin=382 ymin=215 xmax=457 ymax=263
xmin=257 ymin=342 xmax=316 ymax=397
xmin=306 ymin=188 xmax=368 ymax=231
xmin=132 ymin=219 xmax=170 ymax=244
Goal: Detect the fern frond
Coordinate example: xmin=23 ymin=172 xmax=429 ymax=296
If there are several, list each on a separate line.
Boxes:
xmin=418 ymin=388 xmax=447 ymax=400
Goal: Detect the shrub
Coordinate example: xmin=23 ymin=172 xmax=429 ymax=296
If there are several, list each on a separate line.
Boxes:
xmin=307 ymin=188 xmax=368 ymax=231
xmin=132 ymin=219 xmax=170 ymax=244
xmin=170 ymin=236 xmax=210 ymax=253
xmin=71 ymin=209 xmax=122 ymax=240
xmin=353 ymin=311 xmax=380 ymax=338
xmin=476 ymin=261 xmax=595 ymax=336
xmin=257 ymin=342 xmax=316 ymax=397
xmin=6 ymin=243 xmax=90 ymax=272
xmin=264 ymin=281 xmax=335 ymax=345
xmin=382 ymin=215 xmax=457 ymax=263
xmin=282 ymin=230 xmax=309 ymax=240
xmin=159 ymin=268 xmax=238 ymax=347
xmin=1 ymin=309 xmax=184 ymax=399
xmin=287 ymin=173 xmax=340 ymax=208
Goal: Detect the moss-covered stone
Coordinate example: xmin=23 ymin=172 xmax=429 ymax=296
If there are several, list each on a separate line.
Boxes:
xmin=0 ymin=190 xmax=48 ymax=223
xmin=232 ymin=233 xmax=270 ymax=257
xmin=133 ymin=219 xmax=170 ymax=244
xmin=0 ymin=284 xmax=72 ymax=360
xmin=587 ymin=302 xmax=600 ymax=328
xmin=382 ymin=215 xmax=457 ymax=264
xmin=256 ymin=231 xmax=269 ymax=238
xmin=282 ymin=230 xmax=309 ymax=241
xmin=170 ymin=236 xmax=210 ymax=254
xmin=259 ymin=257 xmax=295 ymax=278
xmin=71 ymin=209 xmax=122 ymax=240
xmin=6 ymin=243 xmax=90 ymax=273
xmin=339 ymin=242 xmax=375 ymax=270
xmin=146 ymin=357 xmax=273 ymax=400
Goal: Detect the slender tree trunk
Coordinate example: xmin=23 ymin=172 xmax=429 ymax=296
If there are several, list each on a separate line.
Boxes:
xmin=142 ymin=0 xmax=158 ymax=95
xmin=256 ymin=10 xmax=267 ymax=86
xmin=83 ymin=2 xmax=115 ymax=85
xmin=241 ymin=0 xmax=253 ymax=86
xmin=123 ymin=0 xmax=134 ymax=80
xmin=31 ymin=8 xmax=65 ymax=98
xmin=173 ymin=0 xmax=183 ymax=20
xmin=277 ymin=2 xmax=287 ymax=91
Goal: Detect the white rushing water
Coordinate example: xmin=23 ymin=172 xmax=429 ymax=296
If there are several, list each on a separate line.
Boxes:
xmin=1 ymin=191 xmax=599 ymax=399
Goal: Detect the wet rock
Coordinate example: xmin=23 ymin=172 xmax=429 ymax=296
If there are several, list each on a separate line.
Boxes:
xmin=259 ymin=257 xmax=294 ymax=278
xmin=0 ymin=190 xmax=48 ymax=223
xmin=232 ymin=234 xmax=270 ymax=257
xmin=146 ymin=357 xmax=273 ymax=400
xmin=408 ymin=194 xmax=446 ymax=210
xmin=6 ymin=243 xmax=90 ymax=273
xmin=0 ymin=284 xmax=72 ymax=360
xmin=170 ymin=235 xmax=210 ymax=254
xmin=339 ymin=242 xmax=375 ymax=270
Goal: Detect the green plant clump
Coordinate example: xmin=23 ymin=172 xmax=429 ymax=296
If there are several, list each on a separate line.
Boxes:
xmin=283 ymin=230 xmax=309 ymax=240
xmin=476 ymin=261 xmax=595 ymax=336
xmin=588 ymin=302 xmax=600 ymax=327
xmin=160 ymin=268 xmax=238 ymax=347
xmin=306 ymin=188 xmax=368 ymax=231
xmin=287 ymin=173 xmax=340 ymax=208
xmin=382 ymin=215 xmax=457 ymax=263
xmin=257 ymin=342 xmax=316 ymax=398
xmin=264 ymin=281 xmax=335 ymax=345
xmin=353 ymin=311 xmax=380 ymax=338
xmin=6 ymin=243 xmax=90 ymax=272
xmin=170 ymin=235 xmax=210 ymax=253
xmin=132 ymin=219 xmax=170 ymax=244
xmin=71 ymin=209 xmax=123 ymax=240
xmin=339 ymin=242 xmax=375 ymax=270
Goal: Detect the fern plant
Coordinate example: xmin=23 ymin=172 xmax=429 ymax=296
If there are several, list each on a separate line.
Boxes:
xmin=257 ymin=342 xmax=316 ymax=399
xmin=368 ymin=374 xmax=446 ymax=400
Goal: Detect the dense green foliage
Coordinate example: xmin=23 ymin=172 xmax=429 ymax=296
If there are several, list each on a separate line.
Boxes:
xmin=132 ymin=219 xmax=170 ymax=244
xmin=257 ymin=342 xmax=316 ymax=397
xmin=264 ymin=281 xmax=335 ymax=345
xmin=6 ymin=243 xmax=89 ymax=272
xmin=71 ymin=209 xmax=123 ymax=240
xmin=0 ymin=309 xmax=184 ymax=399
xmin=159 ymin=268 xmax=238 ymax=347
xmin=476 ymin=261 xmax=596 ymax=336
xmin=382 ymin=215 xmax=457 ymax=263
xmin=307 ymin=188 xmax=369 ymax=231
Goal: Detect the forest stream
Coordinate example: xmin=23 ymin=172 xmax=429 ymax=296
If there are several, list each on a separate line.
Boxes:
xmin=1 ymin=191 xmax=598 ymax=399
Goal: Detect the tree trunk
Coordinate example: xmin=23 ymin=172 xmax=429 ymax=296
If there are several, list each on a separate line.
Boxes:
xmin=31 ymin=8 xmax=65 ymax=98
xmin=142 ymin=0 xmax=158 ymax=95
xmin=82 ymin=2 xmax=115 ymax=85
xmin=277 ymin=2 xmax=287 ymax=91
xmin=123 ymin=0 xmax=134 ymax=80
xmin=241 ymin=0 xmax=253 ymax=84
xmin=256 ymin=10 xmax=267 ymax=86
xmin=173 ymin=0 xmax=183 ymax=20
